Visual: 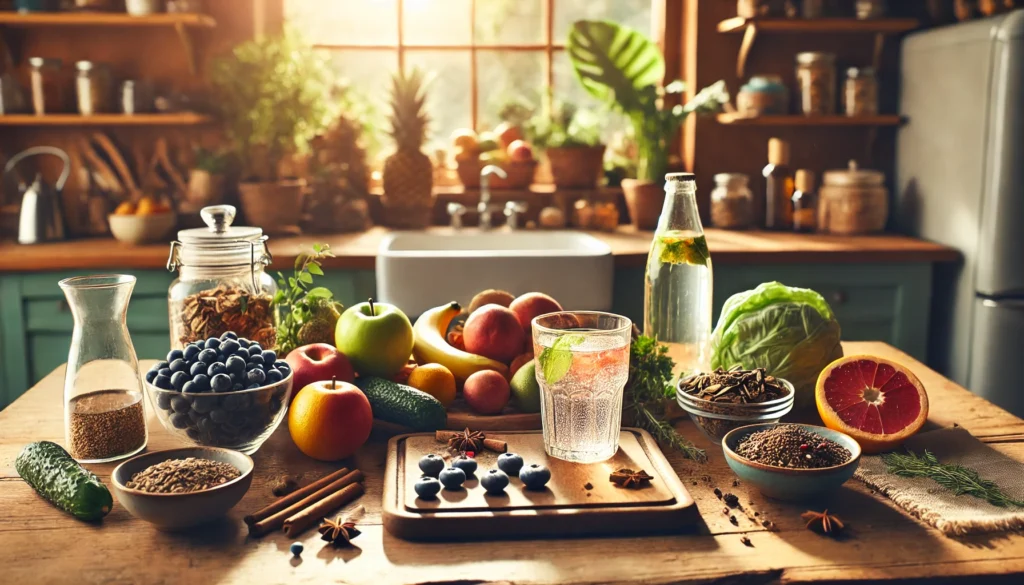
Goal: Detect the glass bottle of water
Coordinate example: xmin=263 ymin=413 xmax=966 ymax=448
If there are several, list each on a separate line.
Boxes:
xmin=643 ymin=173 xmax=714 ymax=379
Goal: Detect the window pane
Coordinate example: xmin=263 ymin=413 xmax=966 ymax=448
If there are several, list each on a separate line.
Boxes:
xmin=476 ymin=51 xmax=544 ymax=129
xmin=475 ymin=0 xmax=543 ymax=45
xmin=321 ymin=49 xmax=398 ymax=101
xmin=552 ymin=50 xmax=624 ymax=140
xmin=554 ymin=0 xmax=652 ymax=42
xmin=285 ymin=0 xmax=397 ymax=46
xmin=404 ymin=51 xmax=472 ymax=150
xmin=403 ymin=0 xmax=471 ymax=45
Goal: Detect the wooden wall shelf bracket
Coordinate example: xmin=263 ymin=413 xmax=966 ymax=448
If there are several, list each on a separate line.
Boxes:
xmin=173 ymin=21 xmax=197 ymax=76
xmin=737 ymin=23 xmax=758 ymax=78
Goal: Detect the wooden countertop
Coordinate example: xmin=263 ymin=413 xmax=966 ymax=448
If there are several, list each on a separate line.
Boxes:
xmin=2 ymin=342 xmax=1023 ymax=584
xmin=0 ymin=227 xmax=959 ymax=273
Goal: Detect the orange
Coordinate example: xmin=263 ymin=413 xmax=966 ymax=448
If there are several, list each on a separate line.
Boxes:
xmin=288 ymin=379 xmax=373 ymax=461
xmin=406 ymin=363 xmax=457 ymax=407
xmin=136 ymin=197 xmax=157 ymax=215
xmin=114 ymin=201 xmax=136 ymax=215
xmin=816 ymin=354 xmax=929 ymax=454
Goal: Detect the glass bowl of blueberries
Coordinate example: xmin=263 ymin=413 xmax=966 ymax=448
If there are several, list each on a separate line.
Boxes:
xmin=144 ymin=332 xmax=293 ymax=454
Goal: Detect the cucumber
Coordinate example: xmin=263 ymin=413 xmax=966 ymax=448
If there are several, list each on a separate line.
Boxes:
xmin=16 ymin=441 xmax=113 ymax=521
xmin=355 ymin=376 xmax=447 ymax=431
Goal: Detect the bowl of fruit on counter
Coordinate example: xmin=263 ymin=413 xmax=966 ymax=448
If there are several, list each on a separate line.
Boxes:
xmin=145 ymin=332 xmax=293 ymax=454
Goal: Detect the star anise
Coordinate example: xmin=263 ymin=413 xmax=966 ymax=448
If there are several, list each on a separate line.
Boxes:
xmin=448 ymin=428 xmax=485 ymax=453
xmin=318 ymin=516 xmax=362 ymax=546
xmin=800 ymin=509 xmax=845 ymax=535
xmin=609 ymin=468 xmax=654 ymax=489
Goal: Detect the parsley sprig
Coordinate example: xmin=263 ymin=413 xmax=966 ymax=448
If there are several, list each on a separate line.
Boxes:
xmin=273 ymin=243 xmax=337 ymax=355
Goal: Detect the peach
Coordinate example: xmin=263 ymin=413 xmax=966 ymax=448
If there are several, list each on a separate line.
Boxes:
xmin=463 ymin=370 xmax=510 ymax=415
xmin=509 ymin=292 xmax=563 ymax=337
xmin=508 ymin=352 xmax=534 ymax=380
xmin=463 ymin=304 xmax=525 ymax=364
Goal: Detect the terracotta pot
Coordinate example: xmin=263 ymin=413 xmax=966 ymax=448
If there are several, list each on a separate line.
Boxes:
xmin=183 ymin=170 xmax=225 ymax=212
xmin=238 ymin=179 xmax=306 ymax=233
xmin=546 ymin=145 xmax=606 ymax=189
xmin=622 ymin=179 xmax=664 ymax=231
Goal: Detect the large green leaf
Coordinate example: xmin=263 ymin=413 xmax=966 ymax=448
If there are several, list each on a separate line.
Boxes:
xmin=566 ymin=20 xmax=665 ymax=114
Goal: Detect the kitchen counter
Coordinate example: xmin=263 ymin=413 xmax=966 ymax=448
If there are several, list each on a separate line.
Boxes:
xmin=2 ymin=342 xmax=1023 ymax=584
xmin=0 ymin=227 xmax=959 ymax=272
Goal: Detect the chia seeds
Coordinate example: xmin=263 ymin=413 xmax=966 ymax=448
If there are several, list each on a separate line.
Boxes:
xmin=735 ymin=424 xmax=851 ymax=469
xmin=68 ymin=390 xmax=146 ymax=461
xmin=127 ymin=457 xmax=241 ymax=493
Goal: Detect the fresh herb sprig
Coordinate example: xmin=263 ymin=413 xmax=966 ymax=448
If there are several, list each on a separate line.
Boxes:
xmin=274 ymin=243 xmax=337 ymax=355
xmin=625 ymin=335 xmax=706 ymax=462
xmin=882 ymin=450 xmax=1024 ymax=508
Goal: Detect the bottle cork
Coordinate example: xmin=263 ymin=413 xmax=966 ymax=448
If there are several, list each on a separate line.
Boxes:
xmin=795 ymin=169 xmax=816 ymax=192
xmin=767 ymin=138 xmax=790 ymax=166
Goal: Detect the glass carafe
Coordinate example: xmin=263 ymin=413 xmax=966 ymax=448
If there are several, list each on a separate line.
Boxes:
xmin=643 ymin=173 xmax=714 ymax=379
xmin=59 ymin=275 xmax=147 ymax=463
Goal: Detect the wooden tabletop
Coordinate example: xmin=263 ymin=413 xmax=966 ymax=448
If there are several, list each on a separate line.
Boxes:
xmin=1 ymin=342 xmax=1021 ymax=584
xmin=0 ymin=227 xmax=959 ymax=273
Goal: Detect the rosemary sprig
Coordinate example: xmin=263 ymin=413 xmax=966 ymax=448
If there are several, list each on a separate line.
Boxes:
xmin=273 ymin=243 xmax=336 ymax=355
xmin=625 ymin=335 xmax=706 ymax=463
xmin=882 ymin=450 xmax=1024 ymax=508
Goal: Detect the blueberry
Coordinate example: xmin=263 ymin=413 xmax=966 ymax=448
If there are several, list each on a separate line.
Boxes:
xmin=266 ymin=368 xmax=283 ymax=383
xmin=497 ymin=453 xmax=524 ymax=476
xmin=232 ymin=383 xmax=244 ymax=391
xmin=220 ymin=331 xmax=238 ymax=340
xmin=246 ymin=368 xmax=266 ymax=386
xmin=451 ymin=456 xmax=477 ymax=478
xmin=418 ymin=454 xmax=445 ymax=477
xmin=519 ymin=463 xmax=551 ymax=490
xmin=205 ymin=337 xmax=221 ymax=351
xmin=289 ymin=542 xmax=303 ymax=556
xmin=192 ymin=395 xmax=216 ymax=413
xmin=145 ymin=369 xmax=158 ymax=383
xmin=211 ymin=373 xmax=233 ymax=392
xmin=245 ymin=361 xmax=261 ymax=372
xmin=170 ymin=412 xmax=190 ymax=429
xmin=154 ymin=374 xmax=173 ymax=390
xmin=156 ymin=391 xmax=173 ymax=410
xmin=154 ymin=360 xmax=169 ymax=371
xmin=158 ymin=367 xmax=172 ymax=379
xmin=166 ymin=349 xmax=184 ymax=363
xmin=189 ymin=361 xmax=208 ymax=377
xmin=248 ymin=354 xmax=265 ymax=367
xmin=209 ymin=409 xmax=228 ymax=423
xmin=220 ymin=339 xmax=240 ymax=356
xmin=223 ymin=355 xmax=245 ymax=374
xmin=273 ymin=360 xmax=290 ymax=370
xmin=171 ymin=395 xmax=190 ymax=414
xmin=170 ymin=371 xmax=189 ymax=391
xmin=182 ymin=381 xmax=199 ymax=394
xmin=198 ymin=417 xmax=216 ymax=435
xmin=439 ymin=466 xmax=467 ymax=490
xmin=414 ymin=476 xmax=442 ymax=499
xmin=261 ymin=350 xmax=277 ymax=365
xmin=237 ymin=338 xmax=251 ymax=348
xmin=222 ymin=394 xmax=248 ymax=411
xmin=248 ymin=345 xmax=263 ymax=356
xmin=231 ymin=348 xmax=249 ymax=359
xmin=246 ymin=384 xmax=262 ymax=390
xmin=192 ymin=373 xmax=210 ymax=391
xmin=481 ymin=469 xmax=510 ymax=494
xmin=183 ymin=344 xmax=201 ymax=362
xmin=169 ymin=359 xmax=188 ymax=374
xmin=199 ymin=348 xmax=218 ymax=364
xmin=208 ymin=362 xmax=227 ymax=377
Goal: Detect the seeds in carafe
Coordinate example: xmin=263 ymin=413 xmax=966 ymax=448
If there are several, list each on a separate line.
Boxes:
xmin=68 ymin=389 xmax=146 ymax=461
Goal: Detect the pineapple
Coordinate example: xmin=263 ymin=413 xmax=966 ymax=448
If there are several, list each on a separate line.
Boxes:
xmin=382 ymin=68 xmax=434 ymax=225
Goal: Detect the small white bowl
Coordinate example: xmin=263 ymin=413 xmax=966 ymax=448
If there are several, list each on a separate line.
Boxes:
xmin=108 ymin=212 xmax=177 ymax=245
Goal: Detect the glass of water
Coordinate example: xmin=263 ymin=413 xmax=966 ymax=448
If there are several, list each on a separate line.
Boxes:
xmin=532 ymin=311 xmax=632 ymax=463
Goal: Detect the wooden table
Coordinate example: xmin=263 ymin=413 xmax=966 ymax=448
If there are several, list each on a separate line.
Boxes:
xmin=2 ymin=342 xmax=1022 ymax=584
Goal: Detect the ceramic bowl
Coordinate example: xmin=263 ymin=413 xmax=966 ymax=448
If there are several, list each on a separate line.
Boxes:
xmin=145 ymin=370 xmax=292 ymax=455
xmin=676 ymin=376 xmax=795 ymax=440
xmin=721 ymin=423 xmax=862 ymax=502
xmin=108 ymin=212 xmax=177 ymax=245
xmin=111 ymin=447 xmax=253 ymax=530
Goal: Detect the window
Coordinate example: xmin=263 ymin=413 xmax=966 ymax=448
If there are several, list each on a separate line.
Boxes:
xmin=284 ymin=0 xmax=654 ymax=151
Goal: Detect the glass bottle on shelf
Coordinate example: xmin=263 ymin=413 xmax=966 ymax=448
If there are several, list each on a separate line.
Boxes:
xmin=59 ymin=275 xmax=148 ymax=463
xmin=644 ymin=173 xmax=714 ymax=379
xmin=763 ymin=138 xmax=795 ymax=230
xmin=792 ymin=169 xmax=818 ymax=232
xmin=844 ymin=66 xmax=879 ymax=116
xmin=796 ymin=52 xmax=837 ymax=116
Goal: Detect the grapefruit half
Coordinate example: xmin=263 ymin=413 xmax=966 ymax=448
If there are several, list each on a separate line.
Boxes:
xmin=815 ymin=355 xmax=929 ymax=454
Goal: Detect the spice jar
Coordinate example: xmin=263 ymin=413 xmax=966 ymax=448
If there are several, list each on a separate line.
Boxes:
xmin=28 ymin=57 xmax=65 ymax=115
xmin=167 ymin=205 xmax=278 ymax=350
xmin=736 ymin=76 xmax=789 ymax=117
xmin=796 ymin=52 xmax=836 ymax=116
xmin=844 ymin=66 xmax=878 ymax=116
xmin=856 ymin=0 xmax=887 ymax=18
xmin=711 ymin=173 xmax=754 ymax=230
xmin=120 ymin=80 xmax=154 ymax=114
xmin=75 ymin=61 xmax=112 ymax=115
xmin=791 ymin=170 xmax=818 ymax=233
xmin=818 ymin=161 xmax=889 ymax=235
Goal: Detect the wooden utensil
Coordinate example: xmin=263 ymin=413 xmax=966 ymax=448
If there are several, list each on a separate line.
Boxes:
xmin=92 ymin=132 xmax=138 ymax=194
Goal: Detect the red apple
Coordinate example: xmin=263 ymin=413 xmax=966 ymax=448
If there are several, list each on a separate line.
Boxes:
xmin=463 ymin=304 xmax=525 ymax=364
xmin=463 ymin=370 xmax=510 ymax=415
xmin=507 ymin=139 xmax=534 ymax=163
xmin=495 ymin=122 xmax=523 ymax=149
xmin=509 ymin=352 xmax=534 ymax=380
xmin=285 ymin=343 xmax=355 ymax=403
xmin=509 ymin=292 xmax=563 ymax=337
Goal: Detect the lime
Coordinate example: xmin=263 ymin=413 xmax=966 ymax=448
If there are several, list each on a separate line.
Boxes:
xmin=510 ymin=360 xmax=541 ymax=413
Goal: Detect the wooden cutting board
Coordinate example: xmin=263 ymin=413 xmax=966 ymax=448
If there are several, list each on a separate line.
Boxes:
xmin=382 ymin=428 xmax=698 ymax=540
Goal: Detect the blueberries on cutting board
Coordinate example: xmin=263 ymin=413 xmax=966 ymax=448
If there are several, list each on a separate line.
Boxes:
xmin=418 ymin=454 xmax=445 ymax=477
xmin=414 ymin=476 xmax=442 ymax=499
xmin=497 ymin=452 xmax=524 ymax=476
xmin=519 ymin=464 xmax=551 ymax=490
xmin=481 ymin=469 xmax=510 ymax=494
xmin=439 ymin=467 xmax=467 ymax=490
xmin=451 ymin=456 xmax=477 ymax=478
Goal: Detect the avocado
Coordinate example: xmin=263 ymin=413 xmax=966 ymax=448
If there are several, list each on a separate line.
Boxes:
xmin=355 ymin=376 xmax=447 ymax=431
xmin=16 ymin=441 xmax=113 ymax=521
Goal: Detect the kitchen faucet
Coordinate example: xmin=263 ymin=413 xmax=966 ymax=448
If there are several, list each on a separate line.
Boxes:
xmin=447 ymin=164 xmax=527 ymax=230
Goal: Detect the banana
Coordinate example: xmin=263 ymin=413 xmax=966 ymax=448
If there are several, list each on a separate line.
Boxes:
xmin=413 ymin=302 xmax=508 ymax=381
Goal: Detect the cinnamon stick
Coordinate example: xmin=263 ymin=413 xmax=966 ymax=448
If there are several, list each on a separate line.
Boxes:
xmin=248 ymin=469 xmax=364 ymax=537
xmin=283 ymin=482 xmax=365 ymax=537
xmin=244 ymin=467 xmax=350 ymax=526
xmin=434 ymin=430 xmax=462 ymax=443
xmin=482 ymin=438 xmax=507 ymax=453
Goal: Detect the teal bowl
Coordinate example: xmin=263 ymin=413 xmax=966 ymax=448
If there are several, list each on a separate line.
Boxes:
xmin=722 ymin=423 xmax=861 ymax=502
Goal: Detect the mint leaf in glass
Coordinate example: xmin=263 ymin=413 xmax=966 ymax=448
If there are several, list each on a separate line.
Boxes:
xmin=538 ymin=333 xmax=586 ymax=385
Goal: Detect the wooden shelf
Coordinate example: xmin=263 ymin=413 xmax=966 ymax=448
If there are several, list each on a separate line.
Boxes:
xmin=715 ymin=113 xmax=903 ymax=126
xmin=0 ymin=12 xmax=216 ymax=28
xmin=0 ymin=113 xmax=214 ymax=126
xmin=717 ymin=17 xmax=919 ymax=34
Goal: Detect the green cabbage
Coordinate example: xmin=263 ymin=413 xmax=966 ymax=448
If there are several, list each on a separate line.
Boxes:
xmin=710 ymin=282 xmax=843 ymax=408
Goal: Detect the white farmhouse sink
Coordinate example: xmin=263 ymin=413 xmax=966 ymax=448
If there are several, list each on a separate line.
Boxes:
xmin=376 ymin=231 xmax=614 ymax=318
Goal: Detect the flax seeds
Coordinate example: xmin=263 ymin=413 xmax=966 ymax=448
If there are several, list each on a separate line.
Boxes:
xmin=68 ymin=389 xmax=146 ymax=461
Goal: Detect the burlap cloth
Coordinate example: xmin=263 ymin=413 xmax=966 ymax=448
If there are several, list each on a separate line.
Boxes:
xmin=855 ymin=426 xmax=1024 ymax=536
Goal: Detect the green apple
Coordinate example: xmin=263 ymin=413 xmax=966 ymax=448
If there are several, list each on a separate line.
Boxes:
xmin=510 ymin=360 xmax=541 ymax=413
xmin=335 ymin=299 xmax=414 ymax=379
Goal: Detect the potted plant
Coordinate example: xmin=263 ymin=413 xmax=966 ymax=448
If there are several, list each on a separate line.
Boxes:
xmin=526 ymin=99 xmax=606 ymax=189
xmin=180 ymin=147 xmax=229 ymax=213
xmin=567 ymin=20 xmax=728 ymax=229
xmin=211 ymin=30 xmax=334 ymax=232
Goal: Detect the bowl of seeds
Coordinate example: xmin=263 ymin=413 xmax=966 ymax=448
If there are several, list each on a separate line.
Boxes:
xmin=722 ymin=423 xmax=861 ymax=501
xmin=676 ymin=367 xmax=795 ymax=440
xmin=111 ymin=446 xmax=254 ymax=530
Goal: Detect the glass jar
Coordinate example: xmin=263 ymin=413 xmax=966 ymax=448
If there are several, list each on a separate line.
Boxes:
xmin=736 ymin=75 xmax=789 ymax=116
xmin=802 ymin=0 xmax=827 ymax=17
xmin=818 ymin=161 xmax=889 ymax=235
xmin=796 ymin=52 xmax=836 ymax=116
xmin=791 ymin=169 xmax=818 ymax=232
xmin=166 ymin=205 xmax=278 ymax=350
xmin=75 ymin=61 xmax=112 ymax=115
xmin=28 ymin=57 xmax=64 ymax=115
xmin=59 ymin=275 xmax=148 ymax=463
xmin=844 ymin=66 xmax=878 ymax=116
xmin=856 ymin=0 xmax=887 ymax=18
xmin=711 ymin=173 xmax=754 ymax=230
